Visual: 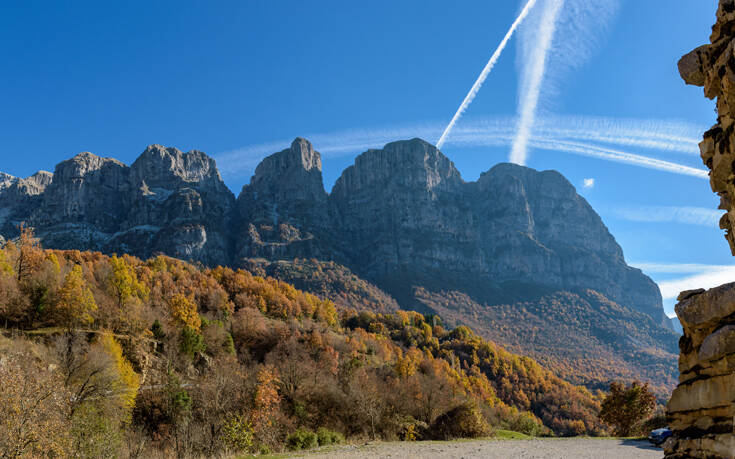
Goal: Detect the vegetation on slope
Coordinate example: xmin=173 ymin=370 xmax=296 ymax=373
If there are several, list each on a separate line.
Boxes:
xmin=0 ymin=229 xmax=607 ymax=457
xmin=413 ymin=286 xmax=679 ymax=398
xmin=242 ymin=258 xmax=400 ymax=313
xmin=244 ymin=259 xmax=677 ymax=399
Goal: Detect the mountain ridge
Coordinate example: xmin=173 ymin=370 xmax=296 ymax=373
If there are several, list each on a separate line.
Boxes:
xmin=0 ymin=138 xmax=672 ymax=330
xmin=0 ymin=137 xmax=678 ymax=392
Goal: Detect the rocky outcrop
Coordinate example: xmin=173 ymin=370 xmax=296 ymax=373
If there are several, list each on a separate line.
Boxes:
xmin=665 ymin=286 xmax=735 ymax=458
xmin=474 ymin=164 xmax=666 ymax=324
xmin=0 ymin=170 xmax=53 ymax=233
xmin=329 ymin=139 xmax=477 ymax=281
xmin=121 ymin=144 xmax=235 ymax=266
xmin=0 ymin=146 xmax=235 ymax=266
xmin=236 ymin=138 xmax=330 ymax=260
xmin=235 ymin=137 xmax=670 ymax=327
xmin=668 ymin=1 xmax=735 ymax=457
xmin=679 ymin=0 xmax=735 ymax=255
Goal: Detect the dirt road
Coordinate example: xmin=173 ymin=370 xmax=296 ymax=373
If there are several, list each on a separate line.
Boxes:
xmin=291 ymin=438 xmax=662 ymax=458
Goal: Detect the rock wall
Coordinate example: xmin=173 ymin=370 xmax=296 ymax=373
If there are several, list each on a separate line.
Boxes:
xmin=666 ymin=287 xmax=735 ymax=457
xmin=668 ymin=1 xmax=735 ymax=457
xmin=0 ymin=138 xmax=673 ymax=330
xmin=679 ymin=0 xmax=735 ymax=254
xmin=0 ymin=146 xmax=236 ymax=266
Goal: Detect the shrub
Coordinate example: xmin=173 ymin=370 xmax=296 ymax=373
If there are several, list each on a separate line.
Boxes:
xmin=221 ymin=414 xmax=254 ymax=452
xmin=429 ymin=402 xmax=490 ymax=440
xmin=316 ymin=427 xmax=344 ymax=446
xmin=286 ymin=428 xmax=319 ymax=450
xmin=640 ymin=407 xmax=668 ymax=433
xmin=509 ymin=411 xmax=544 ymax=437
xmin=397 ymin=418 xmax=428 ymax=441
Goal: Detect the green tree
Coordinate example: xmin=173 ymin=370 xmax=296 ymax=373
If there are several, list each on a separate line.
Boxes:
xmin=598 ymin=381 xmax=656 ymax=436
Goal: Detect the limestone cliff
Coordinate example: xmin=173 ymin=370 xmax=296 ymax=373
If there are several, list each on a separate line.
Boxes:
xmin=667 ymin=0 xmax=735 ymax=457
xmin=236 ymin=138 xmax=330 ymax=260
xmin=0 ymin=138 xmax=672 ymax=330
xmin=0 ymin=136 xmax=678 ymax=395
xmin=247 ymin=138 xmax=670 ymax=329
xmin=0 ymin=146 xmax=235 ymax=266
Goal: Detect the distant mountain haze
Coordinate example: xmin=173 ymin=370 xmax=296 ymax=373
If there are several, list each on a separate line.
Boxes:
xmin=0 ymin=137 xmax=678 ymax=393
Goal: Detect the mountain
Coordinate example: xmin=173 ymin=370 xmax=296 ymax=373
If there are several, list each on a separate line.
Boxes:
xmin=0 ymin=137 xmax=678 ymax=393
xmin=0 ymin=244 xmax=609 ymax=454
xmin=0 ymin=146 xmax=235 ymax=266
xmin=238 ymin=138 xmax=671 ymax=329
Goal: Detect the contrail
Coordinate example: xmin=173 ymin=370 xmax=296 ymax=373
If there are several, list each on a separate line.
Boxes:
xmin=436 ymin=0 xmax=539 ymax=149
xmin=463 ymin=115 xmax=701 ymax=155
xmin=510 ymin=0 xmax=565 ymax=165
xmin=439 ymin=134 xmax=708 ymax=178
xmin=611 ymin=206 xmax=722 ymax=227
xmin=527 ymin=139 xmax=709 ymax=179
xmin=217 ymin=125 xmax=708 ymax=182
xmin=630 ymin=262 xmax=734 ymax=274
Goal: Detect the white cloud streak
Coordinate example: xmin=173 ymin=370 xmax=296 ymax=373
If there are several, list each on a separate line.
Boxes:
xmin=436 ymin=0 xmax=539 ymax=149
xmin=631 ymin=262 xmax=735 ymax=301
xmin=448 ymin=134 xmax=708 ymax=178
xmin=528 ymin=139 xmax=709 ymax=179
xmin=215 ymin=115 xmax=708 ymax=180
xmin=583 ymin=178 xmax=594 ymax=188
xmin=511 ymin=0 xmax=621 ymax=165
xmin=659 ymin=267 xmax=735 ymax=300
xmin=612 ymin=206 xmax=722 ymax=226
xmin=631 ymin=262 xmax=734 ymax=274
xmin=510 ymin=0 xmax=565 ymax=165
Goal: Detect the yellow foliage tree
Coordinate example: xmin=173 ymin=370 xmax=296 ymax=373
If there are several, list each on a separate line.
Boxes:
xmin=169 ymin=293 xmax=201 ymax=332
xmin=108 ymin=255 xmax=148 ymax=308
xmin=56 ymin=265 xmax=97 ymax=329
xmin=0 ymin=249 xmax=14 ymax=275
xmin=97 ymin=333 xmax=140 ymax=416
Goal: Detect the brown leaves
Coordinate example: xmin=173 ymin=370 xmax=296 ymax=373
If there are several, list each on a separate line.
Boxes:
xmin=598 ymin=381 xmax=656 ymax=437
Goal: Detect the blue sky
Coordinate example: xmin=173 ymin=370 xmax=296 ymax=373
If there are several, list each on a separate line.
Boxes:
xmin=0 ymin=0 xmax=729 ymax=316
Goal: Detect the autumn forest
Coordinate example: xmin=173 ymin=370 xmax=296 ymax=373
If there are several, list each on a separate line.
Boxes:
xmin=0 ymin=229 xmax=662 ymax=458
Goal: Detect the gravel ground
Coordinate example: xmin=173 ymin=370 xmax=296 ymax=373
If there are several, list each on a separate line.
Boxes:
xmin=291 ymin=438 xmax=662 ymax=459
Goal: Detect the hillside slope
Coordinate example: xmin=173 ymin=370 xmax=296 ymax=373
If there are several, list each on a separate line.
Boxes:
xmin=413 ymin=287 xmax=678 ymax=397
xmin=0 ymin=238 xmax=607 ymax=456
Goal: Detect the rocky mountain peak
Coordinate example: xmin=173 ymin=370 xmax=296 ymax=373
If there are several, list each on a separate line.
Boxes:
xmin=0 ymin=172 xmax=18 ymax=191
xmin=17 ymin=171 xmax=53 ymax=196
xmin=480 ymin=162 xmax=624 ymax=260
xmin=54 ymin=152 xmax=126 ymax=181
xmin=131 ymin=144 xmax=227 ymax=193
xmin=290 ymin=137 xmax=322 ymax=172
xmin=332 ymin=138 xmax=463 ymax=200
xmin=242 ymin=137 xmax=327 ymax=205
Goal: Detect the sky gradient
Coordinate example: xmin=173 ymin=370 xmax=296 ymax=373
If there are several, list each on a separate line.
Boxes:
xmin=0 ymin=0 xmax=727 ymax=316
